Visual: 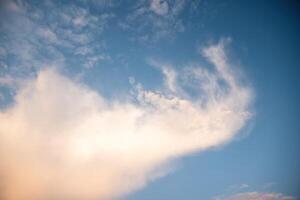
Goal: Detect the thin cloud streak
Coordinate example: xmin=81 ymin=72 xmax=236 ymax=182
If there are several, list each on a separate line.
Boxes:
xmin=0 ymin=41 xmax=253 ymax=200
xmin=216 ymin=192 xmax=295 ymax=200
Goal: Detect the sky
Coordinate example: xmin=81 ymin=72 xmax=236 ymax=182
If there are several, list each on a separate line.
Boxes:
xmin=0 ymin=0 xmax=299 ymax=200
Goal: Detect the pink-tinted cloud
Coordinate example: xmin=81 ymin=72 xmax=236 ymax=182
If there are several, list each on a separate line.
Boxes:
xmin=0 ymin=41 xmax=253 ymax=200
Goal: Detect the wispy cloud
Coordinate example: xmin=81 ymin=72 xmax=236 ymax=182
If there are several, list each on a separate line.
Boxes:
xmin=150 ymin=0 xmax=169 ymax=15
xmin=0 ymin=40 xmax=253 ymax=200
xmin=0 ymin=0 xmax=113 ymax=79
xmin=147 ymin=59 xmax=178 ymax=93
xmin=120 ymin=0 xmax=186 ymax=42
xmin=216 ymin=192 xmax=295 ymax=200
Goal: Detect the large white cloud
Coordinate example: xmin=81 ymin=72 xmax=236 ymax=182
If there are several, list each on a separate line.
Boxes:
xmin=0 ymin=41 xmax=253 ymax=200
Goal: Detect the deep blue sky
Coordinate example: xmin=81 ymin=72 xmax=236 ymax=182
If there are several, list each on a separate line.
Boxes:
xmin=0 ymin=0 xmax=299 ymax=199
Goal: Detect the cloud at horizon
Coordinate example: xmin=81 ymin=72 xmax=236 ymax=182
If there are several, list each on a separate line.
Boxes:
xmin=216 ymin=192 xmax=295 ymax=200
xmin=0 ymin=41 xmax=253 ymax=200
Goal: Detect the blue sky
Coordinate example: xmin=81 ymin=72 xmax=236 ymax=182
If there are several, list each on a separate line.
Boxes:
xmin=0 ymin=0 xmax=299 ymax=200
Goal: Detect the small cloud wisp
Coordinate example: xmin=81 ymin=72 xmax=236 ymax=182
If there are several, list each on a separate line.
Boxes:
xmin=217 ymin=192 xmax=295 ymax=200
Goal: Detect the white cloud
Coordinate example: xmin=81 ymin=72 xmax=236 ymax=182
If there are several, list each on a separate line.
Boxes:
xmin=73 ymin=15 xmax=88 ymax=28
xmin=0 ymin=41 xmax=253 ymax=200
xmin=37 ymin=28 xmax=59 ymax=44
xmin=147 ymin=59 xmax=178 ymax=93
xmin=217 ymin=192 xmax=295 ymax=200
xmin=83 ymin=54 xmax=111 ymax=68
xmin=0 ymin=0 xmax=113 ymax=77
xmin=150 ymin=0 xmax=169 ymax=15
xmin=75 ymin=46 xmax=93 ymax=56
xmin=122 ymin=0 xmax=186 ymax=42
xmin=171 ymin=0 xmax=185 ymax=15
xmin=227 ymin=183 xmax=250 ymax=192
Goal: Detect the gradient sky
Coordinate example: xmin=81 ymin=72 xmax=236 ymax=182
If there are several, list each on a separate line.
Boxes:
xmin=0 ymin=0 xmax=299 ymax=200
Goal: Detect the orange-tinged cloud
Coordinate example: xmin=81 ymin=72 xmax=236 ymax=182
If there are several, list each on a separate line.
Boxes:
xmin=0 ymin=41 xmax=253 ymax=200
